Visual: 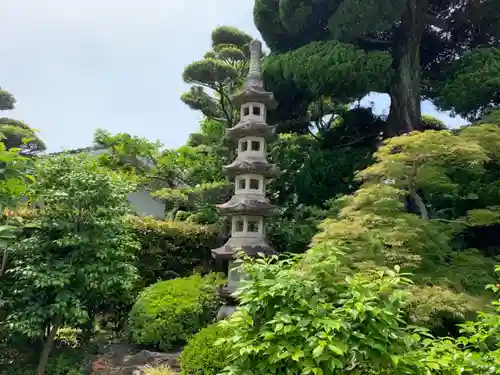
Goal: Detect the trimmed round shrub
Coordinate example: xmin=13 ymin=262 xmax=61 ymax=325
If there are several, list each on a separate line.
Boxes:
xmin=128 ymin=274 xmax=221 ymax=351
xmin=179 ymin=323 xmax=230 ymax=375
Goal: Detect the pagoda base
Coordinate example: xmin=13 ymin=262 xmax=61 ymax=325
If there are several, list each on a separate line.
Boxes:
xmin=216 ymin=304 xmax=237 ymax=321
xmin=216 ymin=284 xmax=238 ymax=321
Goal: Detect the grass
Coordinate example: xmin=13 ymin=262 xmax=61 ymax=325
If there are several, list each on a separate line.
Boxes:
xmin=143 ymin=364 xmax=176 ymax=375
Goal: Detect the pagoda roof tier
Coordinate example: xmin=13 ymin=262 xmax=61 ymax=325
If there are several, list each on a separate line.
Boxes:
xmin=211 ymin=237 xmax=276 ymax=261
xmin=231 ymin=87 xmax=278 ymax=110
xmin=227 ymin=119 xmax=276 ymax=141
xmin=224 ymin=159 xmax=280 ymax=178
xmin=216 ymin=195 xmax=277 ymax=216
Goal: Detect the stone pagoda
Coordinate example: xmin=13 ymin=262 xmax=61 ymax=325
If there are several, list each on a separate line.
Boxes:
xmin=212 ymin=39 xmax=279 ymax=319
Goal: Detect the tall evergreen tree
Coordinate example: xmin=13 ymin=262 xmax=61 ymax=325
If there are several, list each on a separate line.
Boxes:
xmin=255 ymin=0 xmax=500 ymax=135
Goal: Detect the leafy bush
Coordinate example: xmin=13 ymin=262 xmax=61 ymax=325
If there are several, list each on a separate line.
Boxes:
xmin=218 ymin=250 xmax=418 ymax=374
xmin=0 ymin=349 xmax=85 ymax=375
xmin=128 ymin=217 xmax=219 ymax=286
xmin=179 ymin=323 xmax=230 ymax=375
xmin=218 ymin=249 xmax=500 ymax=374
xmin=397 ymin=266 xmax=500 ymax=373
xmin=421 ymin=114 xmax=447 ymax=130
xmin=128 ymin=274 xmax=221 ymax=351
xmin=4 ymin=155 xmax=139 ymax=374
xmin=267 ymin=206 xmax=326 ymax=254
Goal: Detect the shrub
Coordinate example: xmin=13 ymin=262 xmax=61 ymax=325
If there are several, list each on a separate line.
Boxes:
xmin=421 ymin=114 xmax=447 ymax=130
xmin=218 ymin=250 xmax=416 ymax=375
xmin=128 ymin=274 xmax=221 ymax=351
xmin=179 ymin=323 xmax=230 ymax=375
xmin=267 ymin=206 xmax=326 ymax=254
xmin=128 ymin=216 xmax=219 ymax=286
xmin=5 ymin=155 xmax=139 ymax=375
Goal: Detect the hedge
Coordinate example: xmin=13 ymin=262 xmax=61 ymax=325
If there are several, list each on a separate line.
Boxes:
xmin=128 ymin=274 xmax=221 ymax=351
xmin=127 ymin=216 xmax=219 ymax=286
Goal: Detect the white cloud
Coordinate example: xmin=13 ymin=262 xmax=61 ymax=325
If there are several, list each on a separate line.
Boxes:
xmin=0 ymin=0 xmax=258 ymax=151
xmin=2 ymin=0 xmax=256 ymax=45
xmin=0 ymin=0 xmax=467 ymax=153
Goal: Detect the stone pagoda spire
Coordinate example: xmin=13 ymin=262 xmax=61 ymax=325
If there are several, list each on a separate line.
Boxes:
xmin=212 ymin=40 xmax=279 ymax=318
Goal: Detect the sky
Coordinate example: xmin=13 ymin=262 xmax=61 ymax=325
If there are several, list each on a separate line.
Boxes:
xmin=0 ymin=0 xmax=468 ymax=153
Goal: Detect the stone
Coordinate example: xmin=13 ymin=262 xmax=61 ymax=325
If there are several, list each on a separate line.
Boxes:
xmin=122 ymin=350 xmax=157 ymax=366
xmin=217 ymin=304 xmax=237 ymax=321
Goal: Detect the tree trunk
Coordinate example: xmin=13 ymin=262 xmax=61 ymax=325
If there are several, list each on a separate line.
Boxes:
xmin=37 ymin=317 xmax=61 ymax=375
xmin=386 ymin=0 xmax=427 ymax=137
xmin=0 ymin=248 xmax=8 ymax=277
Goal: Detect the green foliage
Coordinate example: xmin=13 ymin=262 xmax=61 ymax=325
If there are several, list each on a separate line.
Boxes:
xmin=0 ymin=88 xmax=16 ymax=110
xmin=188 ymin=119 xmax=227 ymax=147
xmin=0 ymin=87 xmax=44 ymax=154
xmin=128 ymin=216 xmax=219 ymax=286
xmin=2 ymin=154 xmax=139 ymax=373
xmin=181 ymin=26 xmax=253 ymax=128
xmin=357 ymin=128 xmax=496 ymax=220
xmin=307 ymin=128 xmax=500 ymax=330
xmin=5 ymin=154 xmax=139 ymax=337
xmin=0 ymin=118 xmax=46 ymax=154
xmin=397 ymin=266 xmax=500 ymax=373
xmin=1 ymin=350 xmax=85 ymax=375
xmin=182 ymin=59 xmax=239 ymax=88
xmin=267 ymin=206 xmax=326 ymax=254
xmin=446 ymin=249 xmax=497 ymax=295
xmin=421 ymin=114 xmax=446 ymax=130
xmin=436 ymin=48 xmax=500 ymax=120
xmin=0 ymin=144 xmax=33 ymax=278
xmin=0 ymin=142 xmax=34 ymax=213
xmin=215 ymin=243 xmax=498 ymax=374
xmin=211 ymin=26 xmax=253 ymax=49
xmin=327 ymin=0 xmax=406 ymax=41
xmin=159 ymin=145 xmax=226 ymax=187
xmin=359 ymin=130 xmax=489 ymax=189
xmin=179 ymin=323 xmax=231 ymax=375
xmin=218 ymin=250 xmax=419 ymax=374
xmin=255 ymin=0 xmax=500 ymax=132
xmin=153 ymin=181 xmax=230 ymax=224
xmin=263 ymin=40 xmax=392 ymax=102
xmin=416 ymin=124 xmax=500 ymax=255
xmin=269 ymin=129 xmax=374 ymax=208
xmin=476 ymin=107 xmax=500 ymax=125
xmin=128 ymin=274 xmax=221 ymax=351
xmin=314 ymin=183 xmax=452 ymax=275
xmin=153 ymin=181 xmax=231 ymax=215
xmin=181 ymin=87 xmax=223 ymax=122
xmin=93 ymin=128 xmax=165 ymax=185
xmin=465 ymin=207 xmax=500 ymax=227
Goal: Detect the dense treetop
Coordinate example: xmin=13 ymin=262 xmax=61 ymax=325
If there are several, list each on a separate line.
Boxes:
xmin=254 ymin=0 xmax=500 ymax=135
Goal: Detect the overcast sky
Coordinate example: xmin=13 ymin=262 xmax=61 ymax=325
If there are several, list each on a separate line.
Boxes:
xmin=1 ymin=0 xmax=467 ymax=153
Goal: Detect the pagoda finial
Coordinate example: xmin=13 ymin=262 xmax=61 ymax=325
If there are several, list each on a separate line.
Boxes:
xmin=245 ymin=40 xmax=264 ymax=89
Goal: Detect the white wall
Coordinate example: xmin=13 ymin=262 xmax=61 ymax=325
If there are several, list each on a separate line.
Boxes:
xmin=127 ymin=188 xmax=165 ymax=219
